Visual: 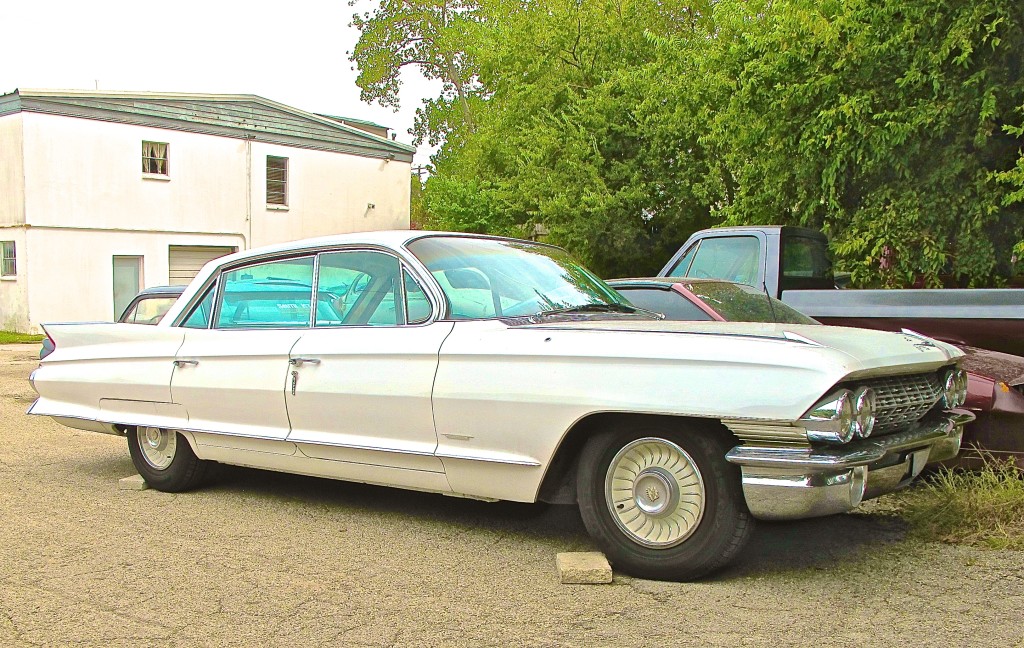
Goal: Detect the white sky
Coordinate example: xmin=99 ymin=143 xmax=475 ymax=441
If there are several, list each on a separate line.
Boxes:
xmin=2 ymin=0 xmax=438 ymax=165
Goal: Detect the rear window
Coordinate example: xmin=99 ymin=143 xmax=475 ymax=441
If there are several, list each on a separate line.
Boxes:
xmin=782 ymin=236 xmax=833 ymax=280
xmin=121 ymin=296 xmax=178 ymax=324
xmin=682 ymin=281 xmax=817 ymax=324
xmin=614 ymin=287 xmax=713 ymax=321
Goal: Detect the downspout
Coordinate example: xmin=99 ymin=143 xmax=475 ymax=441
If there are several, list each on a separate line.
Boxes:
xmin=245 ymin=135 xmax=253 ymax=250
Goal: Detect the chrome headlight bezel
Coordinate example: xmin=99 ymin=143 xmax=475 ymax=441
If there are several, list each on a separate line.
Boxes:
xmin=800 ymin=389 xmax=856 ymax=444
xmin=955 ymin=368 xmax=968 ymax=407
xmin=941 ymin=367 xmax=969 ymax=409
xmin=852 ymin=386 xmax=877 ymax=438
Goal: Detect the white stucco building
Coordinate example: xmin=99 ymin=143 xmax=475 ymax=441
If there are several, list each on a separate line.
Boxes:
xmin=0 ymin=89 xmax=415 ymax=332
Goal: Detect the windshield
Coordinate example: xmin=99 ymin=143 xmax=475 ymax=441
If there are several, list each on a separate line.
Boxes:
xmin=407 ymin=236 xmax=630 ymax=320
xmin=680 ymin=281 xmax=817 ymax=325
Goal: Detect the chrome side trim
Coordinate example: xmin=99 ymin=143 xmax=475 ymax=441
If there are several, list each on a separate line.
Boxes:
xmin=722 ymin=419 xmax=808 ymax=446
xmin=47 ymin=415 xmax=121 ymax=436
xmin=435 ymin=451 xmax=542 ymax=467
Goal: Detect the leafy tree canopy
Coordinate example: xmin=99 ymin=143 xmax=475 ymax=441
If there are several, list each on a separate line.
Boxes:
xmin=352 ymin=0 xmax=1024 ymax=284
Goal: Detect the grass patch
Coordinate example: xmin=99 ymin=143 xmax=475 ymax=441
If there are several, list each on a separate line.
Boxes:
xmin=0 ymin=331 xmax=44 ymax=344
xmin=897 ymin=458 xmax=1024 ymax=550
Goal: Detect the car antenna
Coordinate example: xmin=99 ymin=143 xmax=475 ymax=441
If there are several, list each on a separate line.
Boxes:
xmin=762 ymin=282 xmax=778 ymax=323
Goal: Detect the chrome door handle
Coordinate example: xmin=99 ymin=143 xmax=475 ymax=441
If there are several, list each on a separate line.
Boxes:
xmin=173 ymin=359 xmax=199 ymax=368
xmin=289 ymin=357 xmax=321 ymax=366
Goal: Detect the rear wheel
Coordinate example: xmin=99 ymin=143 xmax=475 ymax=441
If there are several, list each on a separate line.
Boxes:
xmin=127 ymin=426 xmax=208 ymax=492
xmin=576 ymin=423 xmax=752 ymax=581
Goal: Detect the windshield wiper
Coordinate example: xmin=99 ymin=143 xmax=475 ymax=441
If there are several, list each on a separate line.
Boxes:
xmin=533 ymin=303 xmax=664 ymax=320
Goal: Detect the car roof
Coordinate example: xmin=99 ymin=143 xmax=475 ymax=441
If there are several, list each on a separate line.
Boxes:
xmin=135 ymin=285 xmax=188 ymax=297
xmin=206 ymin=230 xmax=542 ymax=270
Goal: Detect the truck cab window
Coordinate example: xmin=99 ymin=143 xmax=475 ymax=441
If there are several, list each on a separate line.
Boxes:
xmin=685 ymin=236 xmax=760 ymax=286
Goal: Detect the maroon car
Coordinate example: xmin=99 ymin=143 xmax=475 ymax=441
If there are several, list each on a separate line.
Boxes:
xmin=609 ymin=277 xmax=1024 ymax=468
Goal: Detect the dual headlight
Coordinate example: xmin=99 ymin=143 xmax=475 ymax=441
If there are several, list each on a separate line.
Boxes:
xmin=942 ymin=367 xmax=968 ymax=409
xmin=800 ymin=386 xmax=877 ymax=445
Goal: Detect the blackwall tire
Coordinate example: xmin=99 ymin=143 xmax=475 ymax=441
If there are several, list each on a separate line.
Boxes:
xmin=127 ymin=427 xmax=208 ymax=493
xmin=576 ymin=423 xmax=753 ymax=581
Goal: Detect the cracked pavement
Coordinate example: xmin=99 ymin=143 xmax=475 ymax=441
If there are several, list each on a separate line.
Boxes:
xmin=1 ymin=344 xmax=1022 ymax=647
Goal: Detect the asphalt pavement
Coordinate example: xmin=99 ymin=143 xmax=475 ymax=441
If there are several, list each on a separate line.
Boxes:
xmin=1 ymin=344 xmax=1022 ymax=647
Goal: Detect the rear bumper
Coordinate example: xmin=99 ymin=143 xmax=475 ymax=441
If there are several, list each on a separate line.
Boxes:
xmin=725 ymin=410 xmax=974 ymax=520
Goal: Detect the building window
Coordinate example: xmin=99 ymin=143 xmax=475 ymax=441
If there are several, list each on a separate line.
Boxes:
xmin=267 ymin=156 xmax=289 ymax=206
xmin=142 ymin=141 xmax=169 ymax=175
xmin=1 ymin=241 xmax=16 ymax=277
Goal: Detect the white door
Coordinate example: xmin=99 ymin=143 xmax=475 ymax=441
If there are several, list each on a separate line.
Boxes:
xmin=170 ymin=328 xmax=301 ymax=439
xmin=284 ymin=250 xmax=451 ymax=472
xmin=169 ymin=255 xmax=315 ymax=440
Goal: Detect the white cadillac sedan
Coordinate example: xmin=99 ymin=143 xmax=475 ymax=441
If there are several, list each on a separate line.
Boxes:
xmin=29 ymin=232 xmax=972 ymax=580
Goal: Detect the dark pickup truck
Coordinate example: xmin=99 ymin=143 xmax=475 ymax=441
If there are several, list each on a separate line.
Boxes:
xmin=657 ymin=225 xmax=1024 ymax=357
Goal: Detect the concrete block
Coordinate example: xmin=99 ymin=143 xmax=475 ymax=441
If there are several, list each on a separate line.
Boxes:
xmin=118 ymin=474 xmax=149 ymax=491
xmin=556 ymin=552 xmax=613 ymax=584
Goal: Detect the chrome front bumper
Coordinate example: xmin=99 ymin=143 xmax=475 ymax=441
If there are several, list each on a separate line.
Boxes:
xmin=725 ymin=410 xmax=975 ymax=521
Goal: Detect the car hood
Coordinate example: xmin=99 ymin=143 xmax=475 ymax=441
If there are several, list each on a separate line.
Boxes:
xmin=960 ymin=346 xmax=1024 ymax=386
xmin=522 ymin=319 xmax=961 ymax=375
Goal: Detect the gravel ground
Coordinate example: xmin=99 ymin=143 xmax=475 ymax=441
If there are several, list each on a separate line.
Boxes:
xmin=1 ymin=344 xmax=1022 ymax=647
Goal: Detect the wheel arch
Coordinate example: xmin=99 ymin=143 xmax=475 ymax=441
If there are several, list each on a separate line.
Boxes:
xmin=115 ymin=424 xmax=203 ymax=454
xmin=536 ymin=412 xmax=737 ymax=504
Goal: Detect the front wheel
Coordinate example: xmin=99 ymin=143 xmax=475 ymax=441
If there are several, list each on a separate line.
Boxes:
xmin=127 ymin=426 xmax=208 ymax=492
xmin=576 ymin=424 xmax=753 ymax=581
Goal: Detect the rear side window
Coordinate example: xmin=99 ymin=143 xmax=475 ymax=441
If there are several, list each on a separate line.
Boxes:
xmin=216 ymin=257 xmax=316 ymax=328
xmin=782 ymin=236 xmax=833 ymax=279
xmin=181 ymin=286 xmax=215 ymax=329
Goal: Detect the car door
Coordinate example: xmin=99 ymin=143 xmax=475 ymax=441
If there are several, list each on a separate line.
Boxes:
xmin=284 ymin=249 xmax=452 ymax=472
xmin=170 ymin=255 xmax=314 ymax=440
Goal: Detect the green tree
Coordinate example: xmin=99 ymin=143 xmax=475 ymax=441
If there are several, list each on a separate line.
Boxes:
xmin=347 ymin=0 xmax=485 ymax=147
xmin=424 ymin=0 xmax=722 ymax=276
xmin=677 ymin=0 xmax=1024 ymax=286
xmin=351 ymin=0 xmax=1024 ymax=284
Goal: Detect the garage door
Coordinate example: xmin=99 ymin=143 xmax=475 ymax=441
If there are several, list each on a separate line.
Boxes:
xmin=168 ymin=245 xmax=236 ymax=284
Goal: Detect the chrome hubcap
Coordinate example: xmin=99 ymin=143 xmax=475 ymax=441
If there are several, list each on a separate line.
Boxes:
xmin=137 ymin=426 xmax=176 ymax=470
xmin=605 ymin=437 xmax=705 ymax=548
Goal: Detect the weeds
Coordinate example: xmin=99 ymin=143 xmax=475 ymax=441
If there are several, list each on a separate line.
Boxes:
xmin=898 ymin=457 xmax=1024 ymax=550
xmin=0 ymin=331 xmax=43 ymax=344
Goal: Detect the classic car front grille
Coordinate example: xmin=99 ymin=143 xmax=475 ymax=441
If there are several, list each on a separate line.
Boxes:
xmin=849 ymin=372 xmax=943 ymax=434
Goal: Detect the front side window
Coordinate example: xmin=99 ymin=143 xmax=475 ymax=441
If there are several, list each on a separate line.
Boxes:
xmin=407 ymin=236 xmax=626 ymax=320
xmin=142 ymin=141 xmax=169 ymax=175
xmin=666 ymin=242 xmax=698 ymax=278
xmin=316 ymin=250 xmax=426 ymax=327
xmin=404 ymin=270 xmax=431 ymax=324
xmin=216 ymin=257 xmax=315 ymax=328
xmin=267 ymin=156 xmax=289 ymax=206
xmin=0 ymin=241 xmax=15 ymax=276
xmin=685 ymin=236 xmax=761 ymax=286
